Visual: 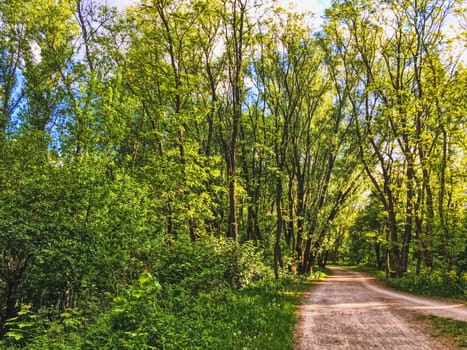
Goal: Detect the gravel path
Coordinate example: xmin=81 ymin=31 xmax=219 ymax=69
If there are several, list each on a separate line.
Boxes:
xmin=295 ymin=267 xmax=467 ymax=350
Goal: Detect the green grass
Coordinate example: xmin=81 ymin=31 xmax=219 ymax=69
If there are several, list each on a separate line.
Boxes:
xmin=1 ymin=234 xmax=328 ymax=350
xmin=98 ymin=273 xmax=317 ymax=350
xmin=1 ymin=274 xmax=317 ymax=350
xmin=418 ymin=315 xmax=467 ymax=348
xmin=347 ymin=264 xmax=379 ymax=275
xmin=227 ymin=274 xmax=314 ymax=350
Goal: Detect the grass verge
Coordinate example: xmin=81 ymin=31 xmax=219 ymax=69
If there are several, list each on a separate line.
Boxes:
xmin=8 ymin=273 xmax=318 ymax=350
xmin=417 ymin=315 xmax=467 ymax=348
xmin=229 ymin=272 xmax=318 ymax=350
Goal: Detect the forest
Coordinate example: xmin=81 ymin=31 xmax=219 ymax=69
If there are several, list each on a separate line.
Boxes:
xmin=0 ymin=0 xmax=466 ymax=348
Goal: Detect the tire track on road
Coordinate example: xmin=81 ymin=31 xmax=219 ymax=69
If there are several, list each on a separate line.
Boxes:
xmin=295 ymin=267 xmax=466 ymax=349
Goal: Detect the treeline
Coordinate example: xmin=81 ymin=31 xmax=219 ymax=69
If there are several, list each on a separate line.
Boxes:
xmin=327 ymin=0 xmax=467 ymax=276
xmin=0 ymin=0 xmax=466 ymax=347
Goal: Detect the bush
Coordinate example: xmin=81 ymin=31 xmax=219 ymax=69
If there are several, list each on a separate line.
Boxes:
xmin=384 ymin=271 xmax=467 ymax=300
xmin=152 ymin=236 xmax=269 ymax=293
xmin=82 ymin=273 xmax=311 ymax=350
xmin=1 ymin=237 xmax=309 ymax=349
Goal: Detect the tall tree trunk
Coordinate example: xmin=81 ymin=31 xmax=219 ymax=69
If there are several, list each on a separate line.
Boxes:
xmin=438 ymin=127 xmax=451 ymax=269
xmin=225 ymin=0 xmax=247 ymax=240
xmin=414 ymin=191 xmax=423 ymax=276
xmin=402 ymin=158 xmax=415 ymax=273
xmin=286 ymin=175 xmax=295 ymax=248
xmin=274 ymin=176 xmax=284 ymax=279
xmin=295 ymin=173 xmax=306 ymax=269
xmin=387 ymin=206 xmax=403 ymax=277
xmin=301 ymin=237 xmax=312 ymax=275
xmin=227 ymin=159 xmax=238 ymax=240
xmin=156 ymin=1 xmax=197 ymax=240
xmin=422 ymin=168 xmax=434 ymax=270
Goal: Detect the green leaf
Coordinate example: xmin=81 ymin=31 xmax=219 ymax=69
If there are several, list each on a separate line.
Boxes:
xmin=6 ymin=331 xmax=24 ymax=341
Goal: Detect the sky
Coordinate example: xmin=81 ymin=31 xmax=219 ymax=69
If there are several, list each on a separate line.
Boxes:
xmin=105 ymin=0 xmax=465 ymax=63
xmin=107 ymin=0 xmax=331 ymax=17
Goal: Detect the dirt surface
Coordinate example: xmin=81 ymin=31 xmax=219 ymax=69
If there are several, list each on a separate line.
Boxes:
xmin=295 ymin=267 xmax=467 ymax=350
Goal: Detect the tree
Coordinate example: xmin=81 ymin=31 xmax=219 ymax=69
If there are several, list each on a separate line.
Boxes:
xmin=221 ymin=0 xmax=251 ymax=240
xmin=324 ymin=0 xmax=465 ymax=276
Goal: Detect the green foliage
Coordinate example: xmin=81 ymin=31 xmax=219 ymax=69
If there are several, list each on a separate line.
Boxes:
xmin=84 ymin=271 xmax=163 ymax=349
xmin=82 ymin=237 xmax=269 ymax=348
xmin=0 ymin=306 xmax=86 ymax=349
xmin=83 ymin=272 xmax=312 ymax=350
xmin=1 ymin=0 xmax=467 ymax=347
xmin=153 ymin=237 xmax=268 ymax=292
xmin=382 ymin=271 xmax=467 ymax=301
xmin=1 ymin=235 xmax=319 ymax=349
xmin=417 ymin=315 xmax=467 ymax=348
xmin=3 ymin=309 xmax=41 ymax=345
xmin=7 ymin=240 xmax=311 ymax=350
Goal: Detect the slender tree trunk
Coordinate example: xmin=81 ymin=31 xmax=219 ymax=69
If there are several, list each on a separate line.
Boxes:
xmin=295 ymin=172 xmax=305 ymax=269
xmin=301 ymin=238 xmax=312 ymax=275
xmin=225 ymin=0 xmax=247 ymax=240
xmin=415 ymin=188 xmax=423 ymax=276
xmin=286 ymin=176 xmax=295 ymax=248
xmin=274 ymin=176 xmax=284 ymax=279
xmin=156 ymin=1 xmax=198 ymax=240
xmin=387 ymin=196 xmax=403 ymax=277
xmin=1 ymin=255 xmax=31 ymax=336
xmin=375 ymin=239 xmax=382 ymax=270
xmin=438 ymin=128 xmax=451 ymax=269
xmin=423 ymin=169 xmax=434 ymax=270
xmin=402 ymin=159 xmax=415 ymax=273
xmin=227 ymin=158 xmax=238 ymax=239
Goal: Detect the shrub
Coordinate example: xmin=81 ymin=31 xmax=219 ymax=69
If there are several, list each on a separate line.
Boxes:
xmin=384 ymin=271 xmax=467 ymax=300
xmin=152 ymin=237 xmax=269 ymax=293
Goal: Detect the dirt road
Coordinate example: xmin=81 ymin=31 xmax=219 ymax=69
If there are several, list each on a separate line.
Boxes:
xmin=295 ymin=267 xmax=467 ymax=350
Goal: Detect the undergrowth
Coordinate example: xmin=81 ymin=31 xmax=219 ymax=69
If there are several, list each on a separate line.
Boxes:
xmin=379 ymin=271 xmax=467 ymax=301
xmin=353 ymin=265 xmax=467 ymax=301
xmin=1 ymin=238 xmax=318 ymax=349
